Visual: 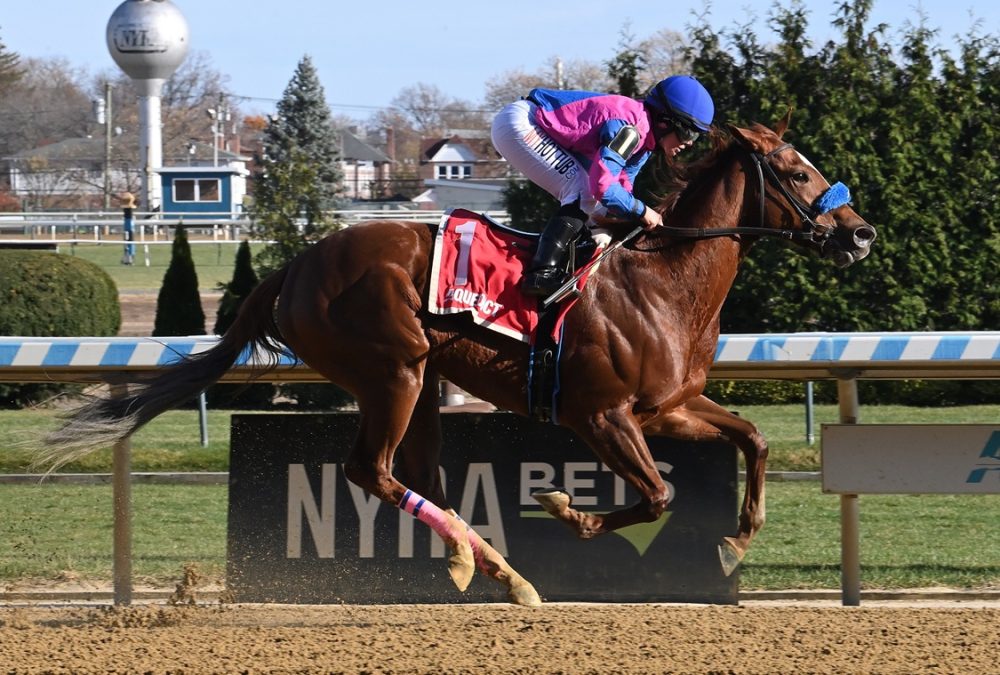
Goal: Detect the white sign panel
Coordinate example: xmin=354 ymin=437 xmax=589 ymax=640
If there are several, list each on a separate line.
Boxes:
xmin=822 ymin=424 xmax=1000 ymax=494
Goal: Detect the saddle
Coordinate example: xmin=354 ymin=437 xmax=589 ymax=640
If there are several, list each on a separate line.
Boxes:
xmin=489 ymin=219 xmax=599 ymax=273
xmin=428 ymin=209 xmax=604 ymax=423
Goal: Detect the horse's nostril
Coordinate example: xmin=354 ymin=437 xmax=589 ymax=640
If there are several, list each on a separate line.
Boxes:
xmin=854 ymin=225 xmax=877 ymax=246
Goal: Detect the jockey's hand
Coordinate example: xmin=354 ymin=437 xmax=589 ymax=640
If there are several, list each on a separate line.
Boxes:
xmin=640 ymin=206 xmax=663 ymax=230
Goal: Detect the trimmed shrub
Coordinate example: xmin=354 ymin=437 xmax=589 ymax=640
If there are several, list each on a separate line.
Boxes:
xmin=214 ymin=240 xmax=258 ymax=335
xmin=206 ymin=240 xmax=274 ymax=408
xmin=0 ymin=249 xmax=120 ymax=407
xmin=153 ymin=227 xmax=205 ymax=337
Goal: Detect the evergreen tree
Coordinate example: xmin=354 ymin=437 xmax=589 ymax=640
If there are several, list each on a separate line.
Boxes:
xmin=0 ymin=28 xmax=21 ymax=93
xmin=939 ymin=32 xmax=1000 ymax=331
xmin=214 ymin=240 xmax=258 ymax=335
xmin=502 ymin=179 xmax=558 ymax=232
xmin=207 ymin=240 xmax=273 ymax=408
xmin=153 ymin=228 xmax=205 ymax=337
xmin=252 ymin=148 xmax=333 ymax=276
xmin=252 ymin=55 xmax=343 ymax=276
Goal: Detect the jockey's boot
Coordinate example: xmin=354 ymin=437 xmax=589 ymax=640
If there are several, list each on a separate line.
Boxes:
xmin=521 ymin=215 xmax=585 ymax=297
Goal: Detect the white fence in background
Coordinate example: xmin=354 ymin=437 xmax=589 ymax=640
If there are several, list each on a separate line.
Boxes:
xmin=0 ymin=209 xmax=512 ymax=246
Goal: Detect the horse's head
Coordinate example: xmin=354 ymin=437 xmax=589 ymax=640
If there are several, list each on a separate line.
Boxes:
xmin=727 ymin=111 xmax=876 ymax=267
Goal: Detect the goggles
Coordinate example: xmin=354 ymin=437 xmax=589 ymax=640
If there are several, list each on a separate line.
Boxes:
xmin=660 ymin=116 xmax=703 ymax=143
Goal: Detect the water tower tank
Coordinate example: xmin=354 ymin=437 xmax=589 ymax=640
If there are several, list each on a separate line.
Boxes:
xmin=106 ymin=0 xmax=189 ymax=83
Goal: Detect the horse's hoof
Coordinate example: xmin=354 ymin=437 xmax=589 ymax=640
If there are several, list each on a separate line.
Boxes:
xmin=508 ymin=582 xmax=542 ymax=607
xmin=532 ymin=488 xmax=571 ymax=515
xmin=448 ymin=539 xmax=476 ymax=592
xmin=718 ymin=540 xmax=743 ymax=577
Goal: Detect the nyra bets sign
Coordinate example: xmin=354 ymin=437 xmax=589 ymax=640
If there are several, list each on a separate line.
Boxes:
xmin=227 ymin=413 xmax=737 ymax=604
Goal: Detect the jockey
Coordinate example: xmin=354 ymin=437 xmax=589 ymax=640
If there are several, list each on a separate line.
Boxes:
xmin=491 ymin=75 xmax=715 ymax=296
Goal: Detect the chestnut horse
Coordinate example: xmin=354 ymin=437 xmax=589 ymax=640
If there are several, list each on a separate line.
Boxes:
xmin=41 ymin=114 xmax=875 ymax=606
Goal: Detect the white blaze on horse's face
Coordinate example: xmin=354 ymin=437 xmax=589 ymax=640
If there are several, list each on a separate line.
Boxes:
xmin=795 ymin=150 xmax=818 ymax=173
xmin=792 ymin=150 xmax=834 ymax=222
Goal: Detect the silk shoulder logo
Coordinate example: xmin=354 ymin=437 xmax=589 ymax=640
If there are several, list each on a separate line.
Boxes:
xmin=966 ymin=431 xmax=1000 ymax=484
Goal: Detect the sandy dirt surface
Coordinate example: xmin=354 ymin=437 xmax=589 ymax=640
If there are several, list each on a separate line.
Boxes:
xmin=1 ymin=602 xmax=997 ymax=674
xmin=118 ymin=292 xmax=221 ymax=336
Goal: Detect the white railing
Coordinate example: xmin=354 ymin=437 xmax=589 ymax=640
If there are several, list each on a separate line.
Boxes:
xmin=0 ymin=209 xmax=512 ymax=243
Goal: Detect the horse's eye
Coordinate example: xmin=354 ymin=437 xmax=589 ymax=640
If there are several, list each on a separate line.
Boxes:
xmin=791 ymin=172 xmax=809 ymax=184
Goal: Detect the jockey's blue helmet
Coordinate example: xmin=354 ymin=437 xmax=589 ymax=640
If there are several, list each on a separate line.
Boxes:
xmin=644 ymin=75 xmax=715 ymax=132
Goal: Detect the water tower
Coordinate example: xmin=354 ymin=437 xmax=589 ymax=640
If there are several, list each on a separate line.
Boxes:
xmin=106 ymin=0 xmax=189 ymax=211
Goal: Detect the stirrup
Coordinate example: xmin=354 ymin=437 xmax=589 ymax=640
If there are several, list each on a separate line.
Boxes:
xmin=522 ymin=267 xmax=565 ymax=297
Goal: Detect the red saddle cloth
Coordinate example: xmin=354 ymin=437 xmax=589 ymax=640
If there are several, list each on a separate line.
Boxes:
xmin=428 ymin=209 xmax=599 ymax=343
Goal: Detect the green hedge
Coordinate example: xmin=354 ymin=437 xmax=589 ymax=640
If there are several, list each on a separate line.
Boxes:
xmin=0 ymin=250 xmax=120 ymax=407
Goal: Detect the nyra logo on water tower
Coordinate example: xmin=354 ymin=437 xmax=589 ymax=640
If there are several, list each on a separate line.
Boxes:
xmin=112 ymin=24 xmax=170 ymax=54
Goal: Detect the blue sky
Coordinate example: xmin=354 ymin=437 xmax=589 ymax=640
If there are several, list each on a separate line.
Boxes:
xmin=2 ymin=0 xmax=995 ymax=118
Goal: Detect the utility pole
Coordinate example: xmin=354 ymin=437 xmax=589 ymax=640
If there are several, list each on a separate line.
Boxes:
xmin=207 ymin=93 xmax=230 ymax=167
xmin=104 ymin=82 xmax=113 ymax=209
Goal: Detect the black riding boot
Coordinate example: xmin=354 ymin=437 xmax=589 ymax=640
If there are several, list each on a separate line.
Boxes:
xmin=521 ymin=215 xmax=585 ymax=297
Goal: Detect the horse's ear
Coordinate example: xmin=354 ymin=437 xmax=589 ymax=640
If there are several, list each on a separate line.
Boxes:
xmin=726 ymin=124 xmax=766 ymax=153
xmin=773 ymin=108 xmax=793 ymax=138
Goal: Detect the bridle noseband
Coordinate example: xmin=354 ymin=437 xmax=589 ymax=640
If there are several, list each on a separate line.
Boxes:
xmin=651 ymin=142 xmax=847 ymax=245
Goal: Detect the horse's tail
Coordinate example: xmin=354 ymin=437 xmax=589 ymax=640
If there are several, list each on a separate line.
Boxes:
xmin=36 ymin=265 xmax=291 ymax=471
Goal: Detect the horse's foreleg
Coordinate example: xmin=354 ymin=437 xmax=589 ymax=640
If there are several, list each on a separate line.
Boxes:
xmin=394 ymin=371 xmax=540 ymax=606
xmin=646 ymin=395 xmax=769 ymax=575
xmin=535 ymin=406 xmax=670 ymax=537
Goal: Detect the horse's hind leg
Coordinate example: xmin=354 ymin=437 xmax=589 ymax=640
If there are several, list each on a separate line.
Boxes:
xmin=394 ymin=369 xmax=541 ymax=607
xmin=645 ymin=395 xmax=769 ymax=576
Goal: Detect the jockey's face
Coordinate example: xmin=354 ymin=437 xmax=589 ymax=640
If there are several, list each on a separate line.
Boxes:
xmin=660 ymin=131 xmax=694 ymax=158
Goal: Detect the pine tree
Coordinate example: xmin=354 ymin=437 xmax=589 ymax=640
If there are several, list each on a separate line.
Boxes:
xmin=252 ymin=55 xmax=343 ymax=276
xmin=214 ymin=240 xmax=258 ymax=335
xmin=153 ymin=227 xmax=205 ymax=337
xmin=502 ymin=179 xmax=558 ymax=232
xmin=0 ymin=28 xmax=22 ymax=93
xmin=207 ymin=240 xmax=273 ymax=408
xmin=252 ymin=148 xmax=333 ymax=276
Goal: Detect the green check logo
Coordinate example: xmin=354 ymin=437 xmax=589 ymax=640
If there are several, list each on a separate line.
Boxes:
xmin=520 ymin=510 xmax=672 ymax=556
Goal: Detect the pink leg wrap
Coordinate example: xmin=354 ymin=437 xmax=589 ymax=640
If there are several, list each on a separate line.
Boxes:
xmin=452 ymin=512 xmax=486 ymax=570
xmin=399 ymin=490 xmax=483 ymax=565
xmin=399 ymin=489 xmax=452 ymax=537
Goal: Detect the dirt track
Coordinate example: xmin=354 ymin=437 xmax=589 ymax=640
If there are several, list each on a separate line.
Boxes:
xmin=1 ymin=603 xmax=997 ymax=673
xmin=118 ymin=292 xmax=221 ymax=336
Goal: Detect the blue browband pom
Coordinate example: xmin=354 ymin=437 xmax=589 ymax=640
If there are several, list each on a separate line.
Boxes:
xmin=812 ymin=182 xmax=851 ymax=215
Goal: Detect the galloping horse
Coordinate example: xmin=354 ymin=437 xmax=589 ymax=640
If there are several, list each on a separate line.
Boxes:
xmin=41 ymin=113 xmax=875 ymax=606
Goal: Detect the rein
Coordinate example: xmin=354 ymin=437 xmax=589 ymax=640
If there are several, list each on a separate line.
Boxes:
xmin=647 ymin=142 xmax=841 ymax=245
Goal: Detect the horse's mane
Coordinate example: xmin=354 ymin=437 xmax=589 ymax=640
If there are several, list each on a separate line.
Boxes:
xmin=642 ymin=128 xmax=739 ymax=216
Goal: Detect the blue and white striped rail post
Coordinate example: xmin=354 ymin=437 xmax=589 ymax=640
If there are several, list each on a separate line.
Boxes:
xmin=1 ymin=332 xmax=998 ymax=605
